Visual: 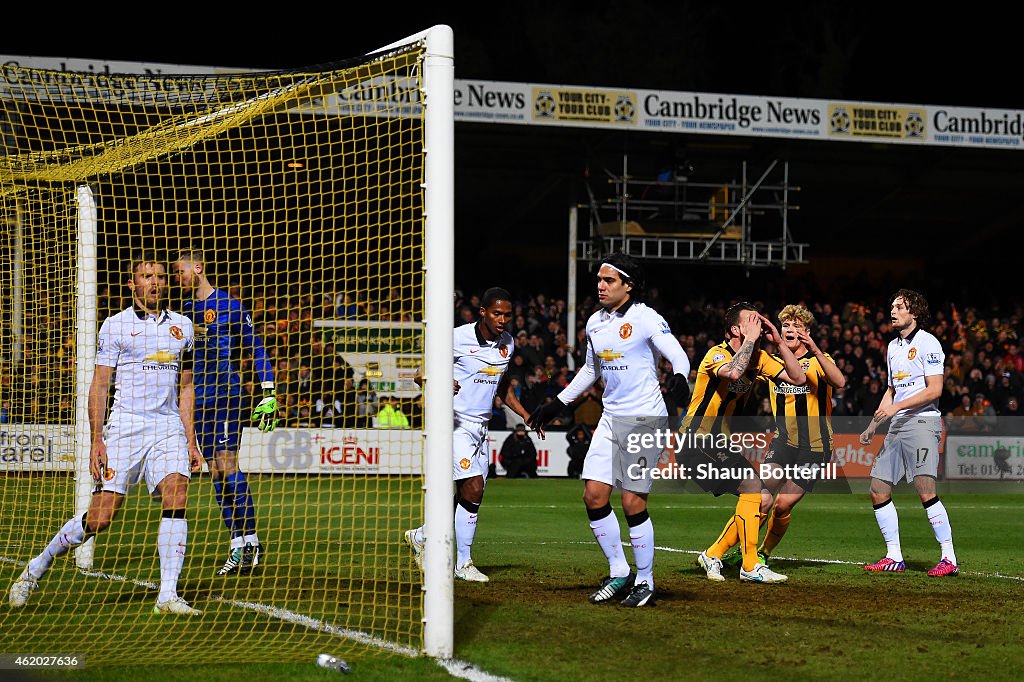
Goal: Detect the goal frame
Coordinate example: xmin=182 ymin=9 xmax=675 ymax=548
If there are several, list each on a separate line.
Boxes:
xmin=64 ymin=24 xmax=456 ymax=658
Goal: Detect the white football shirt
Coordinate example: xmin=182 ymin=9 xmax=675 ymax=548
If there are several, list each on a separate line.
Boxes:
xmin=561 ymin=300 xmax=683 ymax=416
xmin=453 ymin=322 xmax=514 ymax=423
xmin=96 ymin=307 xmax=194 ymax=421
xmin=887 ymin=326 xmax=944 ymax=417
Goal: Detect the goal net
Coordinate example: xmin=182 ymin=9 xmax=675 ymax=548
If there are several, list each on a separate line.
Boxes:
xmin=0 ymin=26 xmax=454 ymax=664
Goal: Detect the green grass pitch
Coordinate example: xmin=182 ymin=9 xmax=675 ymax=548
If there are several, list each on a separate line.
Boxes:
xmin=1 ymin=475 xmax=1022 ymax=680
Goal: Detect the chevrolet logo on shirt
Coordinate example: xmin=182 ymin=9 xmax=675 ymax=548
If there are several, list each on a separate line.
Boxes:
xmin=478 ymin=365 xmax=504 ymax=377
xmin=892 ymin=371 xmax=912 ymax=381
xmin=144 ymin=351 xmax=179 ymax=364
xmin=597 ymin=350 xmax=624 ymax=362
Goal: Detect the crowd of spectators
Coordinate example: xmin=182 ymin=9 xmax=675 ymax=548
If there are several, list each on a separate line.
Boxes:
xmin=3 ymin=284 xmax=1023 ymax=439
xmin=461 ymin=290 xmax=1024 ymax=436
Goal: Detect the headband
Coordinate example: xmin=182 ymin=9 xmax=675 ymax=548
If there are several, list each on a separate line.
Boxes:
xmin=600 ymin=262 xmax=631 ymax=280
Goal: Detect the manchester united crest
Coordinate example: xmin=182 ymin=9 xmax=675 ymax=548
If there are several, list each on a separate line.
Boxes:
xmin=459 ymin=458 xmax=472 ymax=470
xmin=499 ymin=344 xmax=509 ymax=358
xmin=908 ymin=348 xmax=917 ymax=360
xmin=619 ymin=323 xmax=632 ymax=339
xmin=169 ymin=326 xmax=183 ymax=340
xmin=204 ymin=309 xmax=216 ymax=324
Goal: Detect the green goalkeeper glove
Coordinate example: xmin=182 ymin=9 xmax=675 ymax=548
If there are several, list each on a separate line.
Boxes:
xmin=252 ymin=389 xmax=280 ymax=432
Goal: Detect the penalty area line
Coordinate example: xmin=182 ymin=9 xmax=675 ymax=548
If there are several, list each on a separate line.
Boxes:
xmin=0 ymin=555 xmax=516 ymax=681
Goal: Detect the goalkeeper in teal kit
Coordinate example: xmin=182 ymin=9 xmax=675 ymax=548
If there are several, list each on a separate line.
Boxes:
xmin=173 ymin=251 xmax=278 ymax=575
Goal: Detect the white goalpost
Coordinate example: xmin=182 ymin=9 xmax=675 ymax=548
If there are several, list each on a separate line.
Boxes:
xmin=419 ymin=24 xmax=456 ymax=659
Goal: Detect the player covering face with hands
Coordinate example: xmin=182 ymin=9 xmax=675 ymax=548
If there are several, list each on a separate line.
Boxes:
xmin=719 ymin=304 xmax=845 ymax=571
xmin=684 ymin=302 xmax=806 ymax=584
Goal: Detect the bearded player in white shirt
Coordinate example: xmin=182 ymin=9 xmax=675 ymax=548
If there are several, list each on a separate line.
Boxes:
xmin=529 ymin=253 xmax=691 ymax=607
xmin=405 ymin=287 xmax=536 ymax=582
xmin=9 ymin=251 xmax=204 ymax=614
xmin=860 ymin=289 xmax=958 ymax=577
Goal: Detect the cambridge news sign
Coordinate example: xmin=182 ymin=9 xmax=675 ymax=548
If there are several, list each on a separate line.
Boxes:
xmin=2 ymin=55 xmax=1022 ymax=151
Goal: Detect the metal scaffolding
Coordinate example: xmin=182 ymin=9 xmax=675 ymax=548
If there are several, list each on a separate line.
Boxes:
xmin=573 ymin=156 xmax=807 ymax=267
xmin=567 ymin=157 xmax=809 ymax=345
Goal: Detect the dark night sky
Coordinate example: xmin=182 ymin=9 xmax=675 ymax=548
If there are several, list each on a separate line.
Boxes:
xmin=6 ymin=5 xmax=1023 ymax=309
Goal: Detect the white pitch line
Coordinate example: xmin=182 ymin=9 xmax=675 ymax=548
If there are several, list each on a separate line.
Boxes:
xmin=481 ymin=540 xmax=1024 ymax=581
xmin=652 ymin=545 xmax=1024 ymax=581
xmin=0 ymin=555 xmax=516 ymax=680
xmin=438 ymin=658 xmax=517 ymax=682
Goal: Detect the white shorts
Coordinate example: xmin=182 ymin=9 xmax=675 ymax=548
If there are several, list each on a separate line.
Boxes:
xmin=453 ymin=418 xmax=490 ymax=481
xmin=871 ymin=415 xmax=942 ymax=484
xmin=581 ymin=413 xmax=666 ymax=494
xmin=98 ymin=417 xmax=191 ymax=495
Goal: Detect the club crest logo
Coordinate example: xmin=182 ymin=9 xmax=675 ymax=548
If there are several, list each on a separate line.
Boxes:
xmin=499 ymin=344 xmax=509 ymax=358
xmin=102 ymin=467 xmax=115 ymax=481
xmin=459 ymin=458 xmax=472 ymax=470
xmin=204 ymin=309 xmax=216 ymax=324
xmin=619 ymin=323 xmax=632 ymax=339
xmin=908 ymin=348 xmax=917 ymax=360
xmin=169 ymin=326 xmax=183 ymax=340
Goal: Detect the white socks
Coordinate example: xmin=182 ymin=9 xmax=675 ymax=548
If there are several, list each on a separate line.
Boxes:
xmin=925 ymin=498 xmax=957 ymax=565
xmin=588 ymin=506 xmax=630 ymax=578
xmin=628 ymin=517 xmax=655 ymax=591
xmin=27 ymin=514 xmax=87 ymax=580
xmin=157 ymin=516 xmax=188 ymax=603
xmin=873 ymin=500 xmax=903 ymax=562
xmin=454 ymin=501 xmax=479 ymax=569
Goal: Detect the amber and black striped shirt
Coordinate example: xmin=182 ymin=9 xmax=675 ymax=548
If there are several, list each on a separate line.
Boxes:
xmin=768 ymin=352 xmax=834 ymax=454
xmin=681 ymin=342 xmax=785 ymax=435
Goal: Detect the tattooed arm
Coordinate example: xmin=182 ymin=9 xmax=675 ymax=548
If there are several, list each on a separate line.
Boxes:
xmin=718 ymin=311 xmax=762 ymax=381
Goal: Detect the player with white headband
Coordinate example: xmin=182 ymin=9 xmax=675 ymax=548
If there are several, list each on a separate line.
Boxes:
xmin=529 ymin=252 xmax=690 ymax=607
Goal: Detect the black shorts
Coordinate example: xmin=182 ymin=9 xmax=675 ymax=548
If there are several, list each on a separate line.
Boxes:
xmin=678 ymin=443 xmax=762 ymax=497
xmin=763 ymin=442 xmax=829 ymax=492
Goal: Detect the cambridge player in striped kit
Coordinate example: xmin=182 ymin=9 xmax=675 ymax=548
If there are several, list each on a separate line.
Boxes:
xmin=173 ymin=251 xmax=278 ymax=576
xmin=529 ymin=254 xmax=692 ymax=607
xmin=685 ymin=302 xmax=806 ymax=584
xmin=721 ymin=304 xmax=846 ymax=569
xmin=860 ymin=289 xmax=958 ymax=577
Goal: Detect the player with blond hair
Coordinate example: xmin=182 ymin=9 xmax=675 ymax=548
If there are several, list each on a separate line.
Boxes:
xmin=722 ymin=303 xmax=845 ymax=569
xmin=685 ymin=301 xmax=806 ymax=584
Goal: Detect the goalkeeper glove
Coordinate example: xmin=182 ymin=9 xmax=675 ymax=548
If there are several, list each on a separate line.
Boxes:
xmin=252 ymin=389 xmax=280 ymax=432
xmin=666 ymin=373 xmax=691 ymax=408
xmin=527 ymin=399 xmax=565 ymax=430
